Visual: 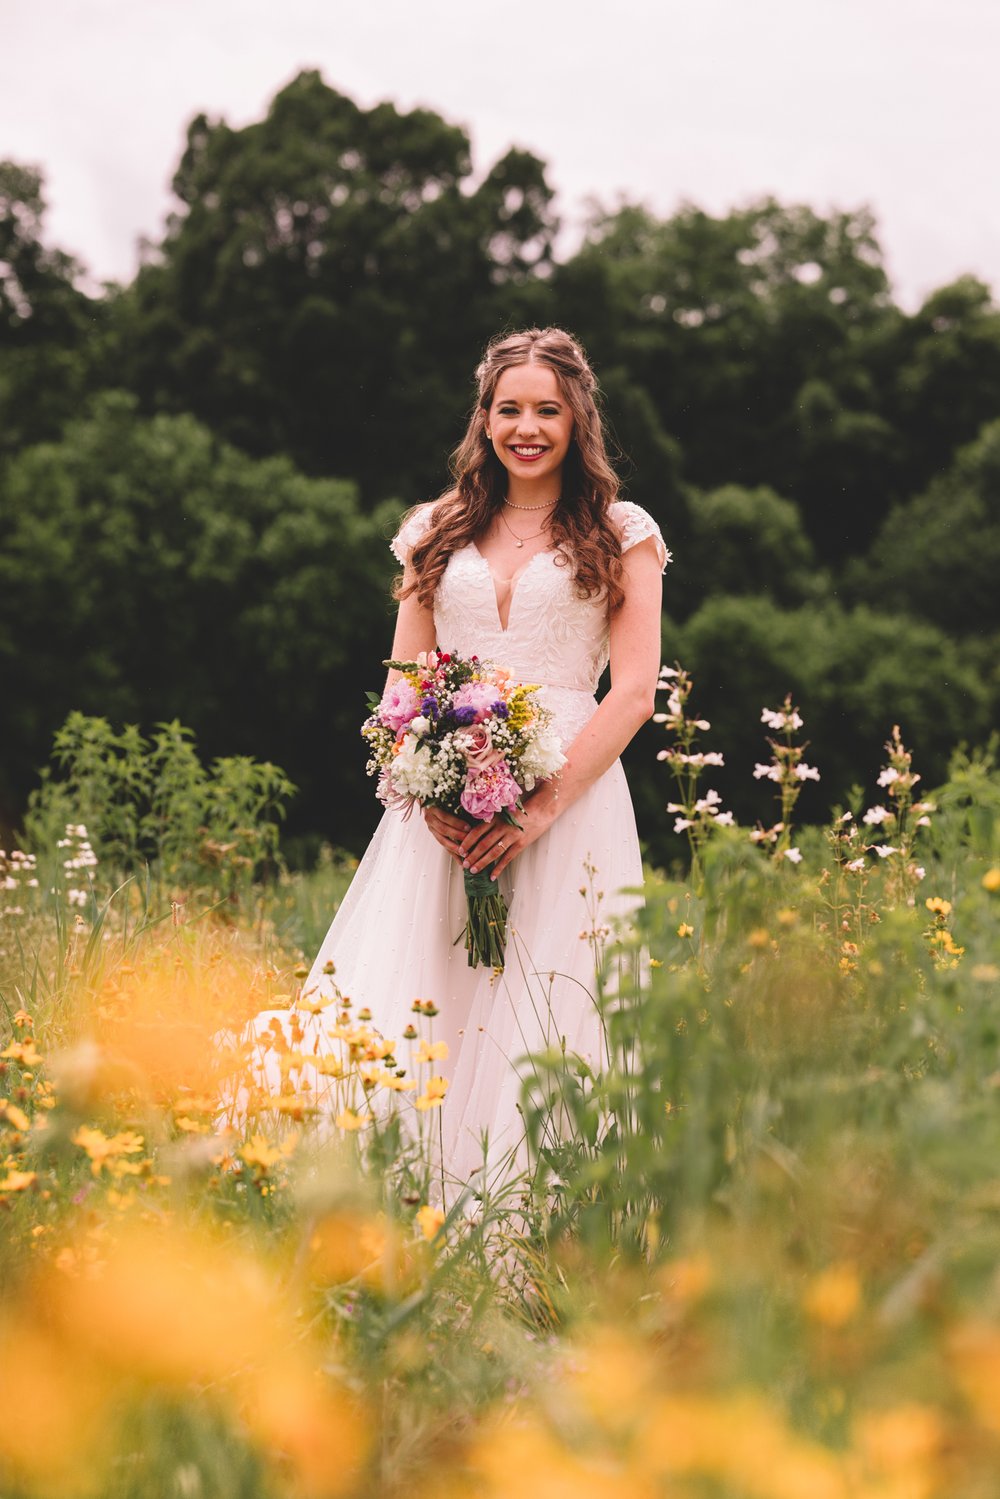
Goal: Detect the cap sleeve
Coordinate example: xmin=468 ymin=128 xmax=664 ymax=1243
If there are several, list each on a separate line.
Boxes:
xmin=390 ymin=503 xmax=435 ymax=566
xmin=611 ymin=500 xmax=671 ymax=572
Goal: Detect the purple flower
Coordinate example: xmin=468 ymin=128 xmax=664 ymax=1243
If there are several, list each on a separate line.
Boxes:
xmin=452 ymin=680 xmax=502 ymax=724
xmin=454 ymin=705 xmax=477 ymax=726
xmin=492 ymin=701 xmax=509 ymax=719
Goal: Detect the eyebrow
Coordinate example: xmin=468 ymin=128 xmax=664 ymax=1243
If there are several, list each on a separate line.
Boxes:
xmin=496 ymin=398 xmax=564 ymax=407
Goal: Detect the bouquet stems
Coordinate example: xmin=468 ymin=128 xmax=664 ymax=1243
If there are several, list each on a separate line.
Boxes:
xmin=461 ymin=865 xmax=509 ymax=970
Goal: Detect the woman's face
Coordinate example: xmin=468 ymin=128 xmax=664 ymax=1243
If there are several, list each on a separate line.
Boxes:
xmin=486 ymin=364 xmax=573 ymax=489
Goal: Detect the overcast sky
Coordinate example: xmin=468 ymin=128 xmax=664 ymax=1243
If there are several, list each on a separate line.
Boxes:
xmin=4 ymin=0 xmax=999 ymax=308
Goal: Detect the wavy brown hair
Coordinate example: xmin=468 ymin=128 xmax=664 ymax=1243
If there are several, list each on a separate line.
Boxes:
xmin=397 ymin=327 xmax=626 ymax=612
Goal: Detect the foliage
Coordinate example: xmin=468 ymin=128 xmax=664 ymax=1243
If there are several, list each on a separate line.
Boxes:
xmin=0 ymin=162 xmax=107 ymax=458
xmin=3 ymin=71 xmax=1000 ymax=855
xmin=0 ymin=391 xmax=392 ymax=844
xmin=113 ymin=72 xmax=557 ymax=499
xmin=3 ymin=711 xmax=1000 ymax=1496
xmin=661 ymin=593 xmax=993 ymax=841
xmin=847 ymin=415 xmax=1000 ymax=638
xmin=24 ymin=711 xmax=296 ymax=904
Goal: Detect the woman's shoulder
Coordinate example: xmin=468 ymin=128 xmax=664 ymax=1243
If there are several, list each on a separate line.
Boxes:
xmin=390 ymin=498 xmax=446 ymax=566
xmin=608 ymin=500 xmax=672 ymax=571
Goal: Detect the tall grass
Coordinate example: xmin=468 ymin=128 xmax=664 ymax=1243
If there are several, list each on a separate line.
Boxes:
xmin=2 ymin=704 xmax=1000 ymax=1496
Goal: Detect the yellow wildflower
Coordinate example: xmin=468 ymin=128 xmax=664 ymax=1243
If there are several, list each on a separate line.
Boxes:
xmin=72 ymin=1125 xmax=145 ymax=1176
xmin=924 ymin=896 xmax=952 ymax=916
xmin=1 ymin=1039 xmax=43 ymax=1068
xmin=677 ymin=923 xmax=694 ymax=939
xmin=414 ymin=1038 xmax=449 ymax=1064
xmin=415 ymin=1075 xmax=449 ymax=1111
xmin=381 ymin=1072 xmax=417 ymax=1092
xmin=335 ymin=1108 xmax=367 ymax=1131
xmin=0 ymin=1167 xmax=37 ymax=1193
xmin=981 ymin=867 xmax=1000 ymax=893
xmin=416 ymin=1204 xmax=446 ymax=1241
xmin=240 ymin=1133 xmax=297 ymax=1173
xmin=803 ymin=1262 xmax=861 ymax=1328
xmin=1 ymin=1099 xmax=31 ymax=1132
xmin=747 ymin=927 xmax=770 ymax=948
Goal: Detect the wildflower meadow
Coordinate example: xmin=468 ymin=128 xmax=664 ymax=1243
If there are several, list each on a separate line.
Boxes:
xmin=2 ymin=686 xmax=1000 ymax=1499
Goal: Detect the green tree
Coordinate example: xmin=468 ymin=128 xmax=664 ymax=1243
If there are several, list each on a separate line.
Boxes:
xmin=0 ymin=392 xmax=394 ymax=843
xmin=116 ymin=71 xmax=558 ymax=502
xmin=847 ymin=417 xmax=1000 ymax=640
xmin=670 ymin=483 xmax=819 ymax=618
xmin=887 ymin=277 xmax=1000 ymax=497
xmin=0 ymin=161 xmax=107 ymax=456
xmin=646 ymin=595 xmax=994 ymax=843
xmin=552 ymin=197 xmax=904 ymax=559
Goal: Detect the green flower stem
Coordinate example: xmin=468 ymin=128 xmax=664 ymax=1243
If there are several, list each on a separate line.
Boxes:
xmin=461 ymin=865 xmax=509 ymax=970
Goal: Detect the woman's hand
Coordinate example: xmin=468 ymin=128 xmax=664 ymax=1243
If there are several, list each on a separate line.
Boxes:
xmin=422 ymin=806 xmax=470 ymax=862
xmin=457 ymin=785 xmax=559 ymax=881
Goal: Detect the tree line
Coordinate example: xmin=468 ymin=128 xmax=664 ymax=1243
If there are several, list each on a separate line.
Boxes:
xmin=1 ymin=70 xmax=998 ymax=863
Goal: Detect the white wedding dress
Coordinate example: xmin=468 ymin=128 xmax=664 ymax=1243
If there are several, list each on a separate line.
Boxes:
xmin=251 ymin=500 xmax=668 ymax=1194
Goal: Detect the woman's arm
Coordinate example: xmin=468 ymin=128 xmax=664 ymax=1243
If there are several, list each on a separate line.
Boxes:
xmin=384 ymin=561 xmax=437 ymax=689
xmin=458 ymin=534 xmax=664 ymax=878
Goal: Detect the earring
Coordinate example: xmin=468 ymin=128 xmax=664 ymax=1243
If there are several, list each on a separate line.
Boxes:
xmin=485 ymin=430 xmax=492 ymax=440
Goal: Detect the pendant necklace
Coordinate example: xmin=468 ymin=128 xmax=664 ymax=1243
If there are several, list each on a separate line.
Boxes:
xmin=498 ymin=506 xmax=550 ymax=549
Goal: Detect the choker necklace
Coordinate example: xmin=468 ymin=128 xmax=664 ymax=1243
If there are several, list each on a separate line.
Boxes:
xmin=504 ymin=496 xmax=558 ymax=512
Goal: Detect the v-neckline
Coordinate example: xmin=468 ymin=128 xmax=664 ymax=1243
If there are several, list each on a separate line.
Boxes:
xmin=468 ymin=543 xmax=552 ymax=634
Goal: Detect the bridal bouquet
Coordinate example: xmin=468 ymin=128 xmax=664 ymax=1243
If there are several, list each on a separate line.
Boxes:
xmin=362 ymin=649 xmax=566 ymax=969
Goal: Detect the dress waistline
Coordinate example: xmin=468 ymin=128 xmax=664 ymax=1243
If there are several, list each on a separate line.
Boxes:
xmin=514 ymin=678 xmax=597 ymax=695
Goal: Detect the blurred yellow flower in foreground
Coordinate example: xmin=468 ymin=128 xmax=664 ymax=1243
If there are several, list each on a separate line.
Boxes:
xmin=416 ymin=1204 xmax=446 ymax=1241
xmin=803 ymin=1262 xmax=862 ymax=1329
xmin=71 ymin=1124 xmax=146 ymax=1176
xmin=0 ymin=1166 xmax=37 ymax=1193
xmin=1 ymin=1098 xmax=31 ymax=1131
xmin=981 ymin=867 xmax=1000 ymax=893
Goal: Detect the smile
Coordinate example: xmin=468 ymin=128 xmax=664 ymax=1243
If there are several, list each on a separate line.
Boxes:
xmin=510 ymin=445 xmax=548 ymax=460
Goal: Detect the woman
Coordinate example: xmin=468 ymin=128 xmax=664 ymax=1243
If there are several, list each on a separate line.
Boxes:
xmin=256 ymin=328 xmax=668 ymax=1191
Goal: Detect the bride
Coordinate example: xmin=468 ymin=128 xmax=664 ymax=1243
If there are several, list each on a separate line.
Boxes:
xmin=253 ymin=328 xmax=668 ymax=1192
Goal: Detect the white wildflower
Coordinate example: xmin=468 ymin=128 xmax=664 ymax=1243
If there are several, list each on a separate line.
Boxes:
xmin=863 ymin=805 xmax=891 ymax=826
xmin=783 ymin=847 xmax=803 ymax=864
xmin=714 ymin=810 xmax=735 ymax=827
xmin=873 ymin=845 xmax=898 ymax=858
xmin=845 ymin=857 xmax=866 ymax=872
xmin=794 ymin=763 xmax=821 ymax=782
xmin=753 ymin=763 xmax=781 ymax=781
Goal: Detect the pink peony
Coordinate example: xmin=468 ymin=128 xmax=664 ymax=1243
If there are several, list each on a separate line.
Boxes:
xmin=454 ymin=723 xmax=503 ymax=770
xmin=380 ymin=680 xmax=420 ymax=735
xmin=452 ymin=680 xmax=503 ymax=723
xmin=460 ymin=760 xmax=521 ymax=821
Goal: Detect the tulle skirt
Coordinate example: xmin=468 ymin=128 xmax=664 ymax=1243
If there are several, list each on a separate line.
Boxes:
xmin=249 ymin=695 xmax=645 ymax=1195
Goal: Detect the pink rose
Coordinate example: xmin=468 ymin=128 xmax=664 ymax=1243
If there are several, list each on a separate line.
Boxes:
xmin=380 ymin=680 xmax=420 ymax=735
xmin=454 ymin=723 xmax=503 ymax=770
xmin=460 ymin=761 xmax=521 ymax=821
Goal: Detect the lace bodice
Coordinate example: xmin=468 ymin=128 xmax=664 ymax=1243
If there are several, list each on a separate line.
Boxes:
xmin=391 ymin=500 xmax=670 ymax=743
